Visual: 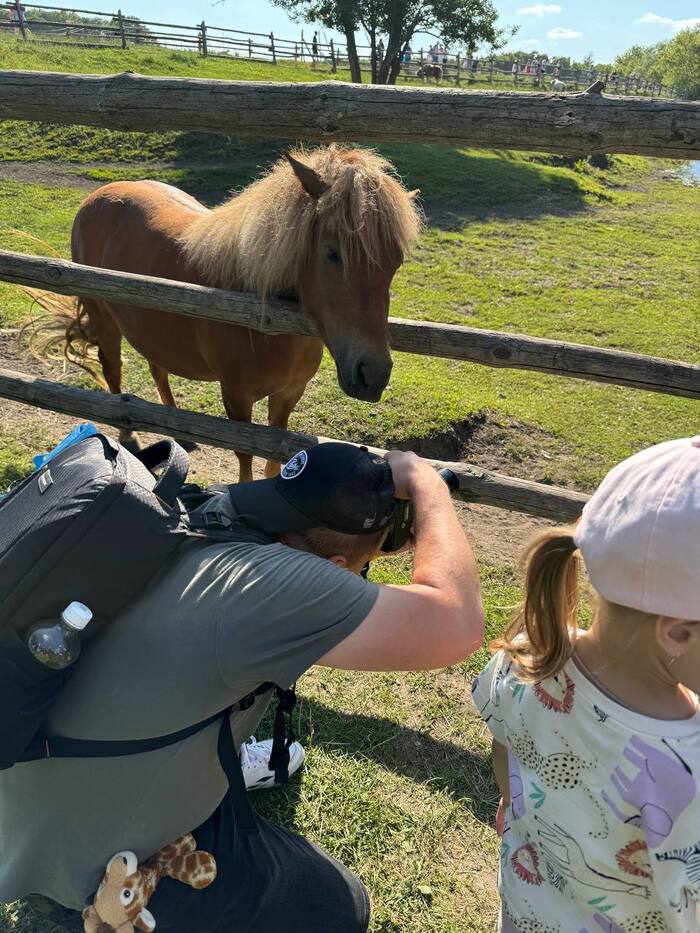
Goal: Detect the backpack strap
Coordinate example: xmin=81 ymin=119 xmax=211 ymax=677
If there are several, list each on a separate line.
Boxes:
xmin=17 ymin=683 xmax=297 ymax=778
xmin=18 ymin=707 xmax=231 ymax=763
xmin=135 ymin=440 xmax=189 ymax=507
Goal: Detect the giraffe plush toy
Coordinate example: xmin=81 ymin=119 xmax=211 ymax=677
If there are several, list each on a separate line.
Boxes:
xmin=82 ymin=834 xmax=217 ymax=933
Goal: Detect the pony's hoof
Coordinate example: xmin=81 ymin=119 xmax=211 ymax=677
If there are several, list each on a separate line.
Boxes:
xmin=119 ymin=433 xmax=142 ymax=454
xmin=175 ymin=437 xmax=199 ymax=453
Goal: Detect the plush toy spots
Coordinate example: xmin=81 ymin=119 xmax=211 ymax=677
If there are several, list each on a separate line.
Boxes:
xmin=82 ymin=834 xmax=217 ymax=933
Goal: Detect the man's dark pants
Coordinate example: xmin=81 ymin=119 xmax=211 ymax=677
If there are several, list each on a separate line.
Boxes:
xmin=26 ymin=720 xmax=370 ymax=933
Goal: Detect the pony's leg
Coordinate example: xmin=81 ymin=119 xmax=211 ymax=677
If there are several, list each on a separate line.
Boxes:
xmin=88 ymin=302 xmax=137 ymax=452
xmin=221 ymin=387 xmax=254 ymax=484
xmin=265 ymin=384 xmax=308 ymax=479
xmin=148 ymin=361 xmax=198 ymax=453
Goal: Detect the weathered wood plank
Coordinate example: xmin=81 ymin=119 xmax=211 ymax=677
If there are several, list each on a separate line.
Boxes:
xmin=0 ymin=70 xmax=698 ymax=158
xmin=0 ymin=367 xmax=588 ymax=522
xmin=4 ymin=250 xmax=698 ymax=399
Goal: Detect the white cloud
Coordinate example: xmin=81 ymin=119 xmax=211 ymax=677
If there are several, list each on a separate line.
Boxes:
xmin=636 ymin=12 xmax=700 ymax=30
xmin=517 ymin=4 xmax=563 ymax=16
xmin=547 ymin=26 xmax=582 ymax=38
xmin=519 ymin=38 xmax=541 ymax=46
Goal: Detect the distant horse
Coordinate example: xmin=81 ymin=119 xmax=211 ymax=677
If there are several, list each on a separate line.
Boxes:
xmin=551 ymin=79 xmax=566 ymax=92
xmin=416 ymin=63 xmax=443 ymax=83
xmin=27 ymin=146 xmax=421 ymax=481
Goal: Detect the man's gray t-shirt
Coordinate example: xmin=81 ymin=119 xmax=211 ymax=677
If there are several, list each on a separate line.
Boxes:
xmin=0 ymin=528 xmax=377 ymax=909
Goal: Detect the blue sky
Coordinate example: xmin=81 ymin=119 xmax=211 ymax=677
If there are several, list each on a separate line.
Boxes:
xmin=78 ymin=0 xmax=700 ymax=64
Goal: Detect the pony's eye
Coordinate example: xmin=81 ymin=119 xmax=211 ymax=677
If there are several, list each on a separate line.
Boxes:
xmin=326 ymin=246 xmax=341 ymax=265
xmin=121 ymin=889 xmax=133 ymax=904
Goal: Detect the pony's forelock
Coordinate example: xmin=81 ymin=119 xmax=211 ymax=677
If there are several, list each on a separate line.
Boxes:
xmin=179 ymin=144 xmax=422 ymax=296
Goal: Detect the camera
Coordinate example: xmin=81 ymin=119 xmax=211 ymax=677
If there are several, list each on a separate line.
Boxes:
xmin=381 ymin=468 xmax=459 ymax=553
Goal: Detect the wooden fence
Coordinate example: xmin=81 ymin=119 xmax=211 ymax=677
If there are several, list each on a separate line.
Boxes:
xmin=0 ymin=0 xmax=676 ymax=98
xmin=0 ymin=72 xmax=698 ymax=522
xmin=1 ymin=71 xmax=698 ymax=158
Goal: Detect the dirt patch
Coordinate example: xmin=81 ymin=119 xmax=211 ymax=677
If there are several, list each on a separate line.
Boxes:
xmin=390 ymin=411 xmax=576 ymax=486
xmin=0 ymin=161 xmax=99 ymax=191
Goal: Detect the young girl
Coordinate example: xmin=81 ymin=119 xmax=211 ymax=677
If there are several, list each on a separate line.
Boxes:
xmin=472 ymin=436 xmax=700 ymax=933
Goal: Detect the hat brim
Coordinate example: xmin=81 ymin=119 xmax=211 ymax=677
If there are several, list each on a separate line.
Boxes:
xmin=227 ymin=479 xmax=319 ymax=534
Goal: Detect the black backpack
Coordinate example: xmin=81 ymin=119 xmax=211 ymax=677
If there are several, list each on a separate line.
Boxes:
xmin=0 ymin=431 xmax=296 ymax=777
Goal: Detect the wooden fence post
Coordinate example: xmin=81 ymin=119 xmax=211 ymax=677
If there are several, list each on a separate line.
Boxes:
xmin=330 ymin=38 xmax=336 ymax=73
xmin=456 ymin=53 xmax=461 ymax=84
xmin=489 ymin=56 xmax=494 ymax=83
xmin=116 ymin=8 xmax=126 ymax=49
xmin=14 ymin=0 xmax=27 ymax=40
xmin=248 ymin=37 xmax=252 ymax=58
xmin=199 ymin=21 xmax=207 ymax=57
xmin=270 ymin=31 xmax=276 ymax=64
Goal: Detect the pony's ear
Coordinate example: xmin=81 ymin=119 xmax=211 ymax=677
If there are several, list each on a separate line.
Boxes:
xmin=285 ymin=153 xmax=329 ymax=200
xmin=408 ymin=189 xmax=420 ymax=200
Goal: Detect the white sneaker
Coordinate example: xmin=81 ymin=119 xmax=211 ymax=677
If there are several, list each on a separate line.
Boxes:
xmin=240 ymin=736 xmax=306 ymax=791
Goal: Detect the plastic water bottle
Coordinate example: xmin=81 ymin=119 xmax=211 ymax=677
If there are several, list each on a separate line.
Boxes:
xmin=27 ymin=602 xmax=93 ymax=670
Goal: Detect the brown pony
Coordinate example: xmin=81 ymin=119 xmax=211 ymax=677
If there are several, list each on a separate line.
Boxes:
xmin=29 ymin=145 xmax=421 ymax=481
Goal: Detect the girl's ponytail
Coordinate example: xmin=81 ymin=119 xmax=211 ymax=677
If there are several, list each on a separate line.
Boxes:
xmin=495 ymin=528 xmax=579 ymax=681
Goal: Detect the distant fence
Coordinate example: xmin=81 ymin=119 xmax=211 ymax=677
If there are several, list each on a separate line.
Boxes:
xmin=0 ymin=0 xmax=676 ymax=97
xmin=0 ymin=73 xmax=697 ymax=521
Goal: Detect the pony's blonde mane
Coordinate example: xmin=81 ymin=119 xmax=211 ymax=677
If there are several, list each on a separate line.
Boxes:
xmin=180 ymin=144 xmax=422 ymax=296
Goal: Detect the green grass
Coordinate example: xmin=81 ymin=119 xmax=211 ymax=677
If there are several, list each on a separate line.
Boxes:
xmin=0 ymin=38 xmax=698 ymax=932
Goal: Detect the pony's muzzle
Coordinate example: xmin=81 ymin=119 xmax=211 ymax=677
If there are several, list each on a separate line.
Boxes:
xmin=339 ymin=355 xmax=393 ymax=402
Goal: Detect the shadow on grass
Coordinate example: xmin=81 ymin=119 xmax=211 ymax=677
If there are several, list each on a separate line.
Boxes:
xmin=160 ymin=135 xmax=593 ymax=222
xmin=253 ymin=697 xmax=497 ymax=829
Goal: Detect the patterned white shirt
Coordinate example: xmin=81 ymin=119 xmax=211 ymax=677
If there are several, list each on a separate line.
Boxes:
xmin=472 ymin=650 xmax=700 ymax=933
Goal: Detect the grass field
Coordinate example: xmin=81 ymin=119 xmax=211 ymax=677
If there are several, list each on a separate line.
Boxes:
xmin=0 ymin=40 xmax=698 ymax=933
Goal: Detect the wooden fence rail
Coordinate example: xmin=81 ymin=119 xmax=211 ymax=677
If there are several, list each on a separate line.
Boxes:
xmin=3 ymin=251 xmax=698 ymax=399
xmin=0 ymin=366 xmax=589 ymax=522
xmin=0 ymin=71 xmax=698 ymax=158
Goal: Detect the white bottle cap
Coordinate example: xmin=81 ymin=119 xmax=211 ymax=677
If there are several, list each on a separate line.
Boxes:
xmin=61 ymin=601 xmax=93 ymax=632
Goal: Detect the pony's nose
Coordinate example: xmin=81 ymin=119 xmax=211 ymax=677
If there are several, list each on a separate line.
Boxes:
xmin=349 ymin=356 xmax=393 ymax=402
xmin=96 ymin=924 xmax=115 ymax=933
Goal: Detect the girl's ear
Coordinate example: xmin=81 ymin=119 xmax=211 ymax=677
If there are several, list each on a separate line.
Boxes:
xmin=655 ymin=616 xmax=699 ymax=657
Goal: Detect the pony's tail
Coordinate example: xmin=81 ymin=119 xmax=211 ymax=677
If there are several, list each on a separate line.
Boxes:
xmin=493 ymin=528 xmax=579 ymax=681
xmin=19 ymin=289 xmax=107 ymax=389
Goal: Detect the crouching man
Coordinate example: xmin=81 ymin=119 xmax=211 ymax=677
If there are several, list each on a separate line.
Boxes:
xmin=0 ymin=443 xmax=483 ymax=933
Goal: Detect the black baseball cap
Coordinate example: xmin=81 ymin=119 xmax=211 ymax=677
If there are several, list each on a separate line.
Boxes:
xmin=227 ymin=443 xmax=396 ymax=536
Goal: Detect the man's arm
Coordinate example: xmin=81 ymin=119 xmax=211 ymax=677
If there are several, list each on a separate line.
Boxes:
xmin=318 ymin=452 xmax=484 ymax=671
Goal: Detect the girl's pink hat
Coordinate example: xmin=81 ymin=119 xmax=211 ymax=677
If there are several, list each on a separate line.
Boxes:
xmin=574 ymin=436 xmax=700 ymax=621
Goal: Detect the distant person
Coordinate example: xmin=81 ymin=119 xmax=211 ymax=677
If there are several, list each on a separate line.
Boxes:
xmin=430 ymin=43 xmax=439 ymax=64
xmin=9 ymin=3 xmax=27 ymax=33
xmin=402 ymin=44 xmax=412 ymax=65
xmin=377 ymin=37 xmax=384 ymax=60
xmin=512 ymin=60 xmax=519 ymax=83
xmin=554 ymin=63 xmax=561 ymax=77
xmin=311 ymin=31 xmax=318 ymax=62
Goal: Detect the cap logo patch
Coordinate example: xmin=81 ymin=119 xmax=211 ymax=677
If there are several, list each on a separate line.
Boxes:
xmin=281 ymin=450 xmax=308 ymax=480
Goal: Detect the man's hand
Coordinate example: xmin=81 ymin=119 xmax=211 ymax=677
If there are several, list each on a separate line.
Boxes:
xmin=384 ymin=450 xmax=441 ymax=500
xmin=318 ymin=451 xmax=484 ymax=672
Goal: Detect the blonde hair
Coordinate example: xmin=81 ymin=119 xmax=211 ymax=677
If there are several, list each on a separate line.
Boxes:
xmin=494 ymin=528 xmax=579 ymax=681
xmin=180 ymin=144 xmax=422 ymax=296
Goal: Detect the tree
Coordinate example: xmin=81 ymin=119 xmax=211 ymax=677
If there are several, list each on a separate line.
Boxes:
xmin=613 ymin=42 xmax=664 ymax=82
xmin=656 ymin=25 xmax=700 ymax=99
xmin=271 ymin=0 xmax=515 ymax=84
